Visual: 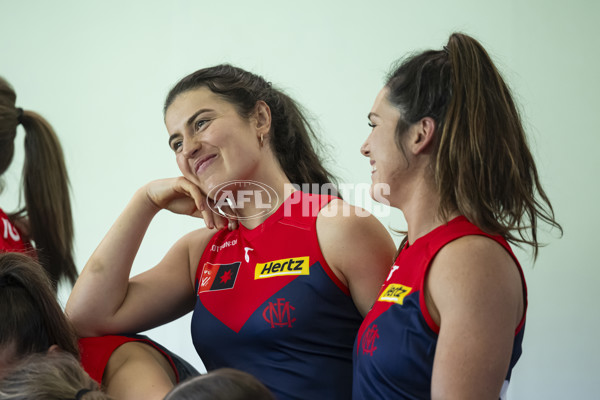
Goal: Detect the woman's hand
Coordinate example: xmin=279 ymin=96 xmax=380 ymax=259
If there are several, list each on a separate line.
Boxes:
xmin=144 ymin=177 xmax=236 ymax=230
xmin=67 ymin=178 xmax=229 ymax=337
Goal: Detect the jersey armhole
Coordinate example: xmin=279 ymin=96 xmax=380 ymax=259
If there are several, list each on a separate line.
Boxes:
xmin=79 ymin=336 xmax=180 ymax=385
xmin=320 ymin=257 xmax=351 ymax=295
xmin=419 ymin=269 xmax=441 ymax=335
xmin=311 ymin=195 xmax=351 ymax=296
xmin=418 ymin=233 xmax=528 ymax=337
xmin=134 ymin=338 xmax=181 ymax=383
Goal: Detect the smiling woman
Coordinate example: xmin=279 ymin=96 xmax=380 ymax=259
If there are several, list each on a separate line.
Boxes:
xmin=353 ymin=32 xmax=562 ymax=400
xmin=66 ymin=64 xmax=397 ymax=400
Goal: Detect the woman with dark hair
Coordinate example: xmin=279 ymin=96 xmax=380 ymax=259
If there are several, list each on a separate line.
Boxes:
xmin=0 ymin=252 xmax=79 ymax=378
xmin=353 ymin=33 xmax=563 ymax=399
xmin=0 ymin=252 xmax=197 ymax=399
xmin=67 ymin=64 xmax=396 ymax=399
xmin=0 ymin=76 xmax=76 ymax=291
xmin=0 ymin=77 xmax=198 ymax=399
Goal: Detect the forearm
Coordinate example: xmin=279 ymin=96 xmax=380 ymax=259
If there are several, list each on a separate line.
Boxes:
xmin=66 ymin=187 xmax=159 ymax=336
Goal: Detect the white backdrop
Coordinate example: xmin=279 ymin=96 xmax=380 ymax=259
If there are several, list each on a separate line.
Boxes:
xmin=1 ymin=1 xmax=598 ymax=398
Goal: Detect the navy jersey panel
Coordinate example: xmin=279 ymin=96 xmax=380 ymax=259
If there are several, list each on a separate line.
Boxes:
xmin=353 ymin=292 xmax=437 ymax=399
xmin=353 ymin=216 xmax=527 ymax=400
xmin=191 ymin=191 xmax=363 ymax=400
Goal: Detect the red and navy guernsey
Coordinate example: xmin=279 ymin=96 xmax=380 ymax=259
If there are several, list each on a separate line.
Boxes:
xmin=192 ymin=191 xmax=363 ymax=400
xmin=353 ymin=216 xmax=527 ymax=400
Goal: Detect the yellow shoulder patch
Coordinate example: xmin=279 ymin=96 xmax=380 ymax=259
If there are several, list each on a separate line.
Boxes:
xmin=378 ymin=283 xmax=413 ymax=305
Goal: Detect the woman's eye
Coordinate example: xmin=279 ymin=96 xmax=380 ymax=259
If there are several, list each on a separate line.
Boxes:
xmin=195 ymin=119 xmax=209 ymax=131
xmin=171 ymin=141 xmax=183 ymax=152
xmin=368 ymin=122 xmax=376 ymax=128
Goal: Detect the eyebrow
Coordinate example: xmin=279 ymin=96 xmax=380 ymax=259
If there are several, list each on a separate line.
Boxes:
xmin=168 ymin=108 xmax=214 ymax=147
xmin=367 ymin=112 xmax=379 ymax=120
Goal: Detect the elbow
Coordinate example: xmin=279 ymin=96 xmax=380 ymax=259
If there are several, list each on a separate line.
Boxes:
xmin=65 ymin=303 xmax=108 ymax=338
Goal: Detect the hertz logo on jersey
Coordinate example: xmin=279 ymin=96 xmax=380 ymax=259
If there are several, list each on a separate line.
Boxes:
xmin=255 ymin=257 xmax=310 ymax=279
xmin=378 ymin=283 xmax=412 ymax=305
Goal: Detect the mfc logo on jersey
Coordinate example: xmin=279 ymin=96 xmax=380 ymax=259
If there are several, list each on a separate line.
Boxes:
xmin=378 ymin=283 xmax=412 ymax=305
xmin=255 ymin=257 xmax=310 ymax=279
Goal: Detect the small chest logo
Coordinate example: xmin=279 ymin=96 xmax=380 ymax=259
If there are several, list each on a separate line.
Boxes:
xmin=198 ymin=262 xmax=241 ymax=294
xmin=378 ymin=283 xmax=413 ymax=305
xmin=244 ymin=247 xmax=254 ymax=262
xmin=361 ymin=324 xmax=379 ymax=356
xmin=263 ymin=298 xmax=296 ymax=328
xmin=254 ymin=257 xmax=310 ymax=279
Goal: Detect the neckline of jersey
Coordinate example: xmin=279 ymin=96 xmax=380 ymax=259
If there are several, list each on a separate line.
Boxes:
xmin=237 ymin=190 xmax=302 ymax=239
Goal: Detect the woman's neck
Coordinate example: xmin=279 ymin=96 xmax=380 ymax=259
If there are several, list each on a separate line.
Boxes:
xmin=396 ymin=178 xmax=459 ymax=246
xmin=232 ymin=172 xmax=295 ymax=230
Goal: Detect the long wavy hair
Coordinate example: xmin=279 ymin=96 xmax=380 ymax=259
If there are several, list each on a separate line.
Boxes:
xmin=386 ymin=33 xmax=562 ymax=258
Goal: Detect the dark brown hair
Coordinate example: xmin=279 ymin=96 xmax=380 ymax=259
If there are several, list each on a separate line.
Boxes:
xmin=0 ymin=352 xmax=111 ymax=400
xmin=164 ymin=64 xmax=338 ymax=193
xmin=386 ymin=32 xmax=562 ymax=257
xmin=164 ymin=368 xmax=275 ymax=400
xmin=0 ymin=77 xmax=76 ymax=289
xmin=0 ymin=253 xmax=79 ymax=360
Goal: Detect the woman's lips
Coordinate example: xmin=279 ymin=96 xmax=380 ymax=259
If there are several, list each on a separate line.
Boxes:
xmin=195 ymin=154 xmax=217 ymax=175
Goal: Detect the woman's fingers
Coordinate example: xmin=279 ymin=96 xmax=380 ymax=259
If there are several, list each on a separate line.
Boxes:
xmin=201 ymin=204 xmax=217 ymax=229
xmin=146 ymin=177 xmax=239 ymax=230
xmin=180 ymin=180 xmax=206 ymax=214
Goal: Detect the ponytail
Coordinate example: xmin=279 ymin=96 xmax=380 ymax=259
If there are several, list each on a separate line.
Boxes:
xmin=385 ymin=33 xmax=562 ymax=258
xmin=18 ymin=110 xmax=77 ymax=287
xmin=0 ymin=77 xmax=76 ymax=289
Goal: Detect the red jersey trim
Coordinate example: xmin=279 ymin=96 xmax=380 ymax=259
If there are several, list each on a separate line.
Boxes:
xmin=310 ymin=199 xmax=351 ymax=296
xmin=78 ymin=336 xmax=180 ymax=385
xmin=416 ymin=218 xmax=528 ymax=336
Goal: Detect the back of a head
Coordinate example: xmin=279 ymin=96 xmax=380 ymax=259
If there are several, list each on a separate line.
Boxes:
xmin=0 ymin=76 xmax=77 ymax=289
xmin=0 ymin=77 xmax=19 ymax=177
xmin=164 ymin=368 xmax=275 ymax=400
xmin=164 ymin=64 xmax=338 ymax=194
xmin=385 ymin=32 xmax=561 ymax=256
xmin=0 ymin=253 xmax=79 ymax=367
xmin=0 ymin=352 xmax=111 ymax=400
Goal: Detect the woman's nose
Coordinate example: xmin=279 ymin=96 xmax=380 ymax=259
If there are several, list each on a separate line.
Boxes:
xmin=182 ymin=135 xmax=200 ymax=159
xmin=360 ymin=140 xmax=370 ymax=157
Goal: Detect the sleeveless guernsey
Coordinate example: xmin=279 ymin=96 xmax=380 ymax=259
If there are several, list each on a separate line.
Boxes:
xmin=191 ymin=191 xmax=363 ymax=400
xmin=353 ymin=216 xmax=527 ymax=400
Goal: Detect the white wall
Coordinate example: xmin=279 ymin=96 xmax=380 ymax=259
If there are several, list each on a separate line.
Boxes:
xmin=1 ymin=0 xmax=597 ymax=398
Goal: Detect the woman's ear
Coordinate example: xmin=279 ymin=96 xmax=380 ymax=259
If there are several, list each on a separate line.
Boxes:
xmin=411 ymin=117 xmax=436 ymax=154
xmin=47 ymin=344 xmax=61 ymax=354
xmin=253 ymin=100 xmax=272 ymax=139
